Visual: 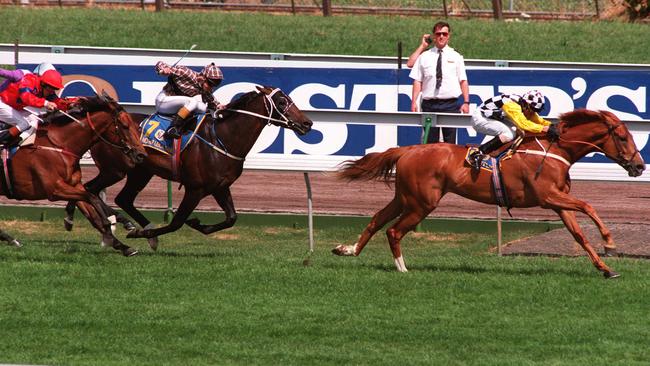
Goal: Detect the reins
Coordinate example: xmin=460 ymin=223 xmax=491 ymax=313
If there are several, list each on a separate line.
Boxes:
xmin=200 ymin=88 xmax=295 ymax=161
xmin=516 ymin=117 xmax=640 ymax=174
xmin=226 ymin=88 xmax=295 ymax=129
xmin=38 ymin=104 xmax=135 ymax=160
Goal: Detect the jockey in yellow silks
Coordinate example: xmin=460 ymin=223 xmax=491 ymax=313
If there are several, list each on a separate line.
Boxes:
xmin=469 ymin=90 xmax=560 ymax=170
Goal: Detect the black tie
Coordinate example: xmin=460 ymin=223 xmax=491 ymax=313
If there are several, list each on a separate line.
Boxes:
xmin=435 ymin=48 xmax=443 ymax=90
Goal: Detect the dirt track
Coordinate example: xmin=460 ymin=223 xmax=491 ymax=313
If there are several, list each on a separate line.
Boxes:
xmin=3 ymin=166 xmax=649 ymax=224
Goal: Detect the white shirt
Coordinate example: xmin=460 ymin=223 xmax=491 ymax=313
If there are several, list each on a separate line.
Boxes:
xmin=409 ymin=45 xmax=467 ymax=100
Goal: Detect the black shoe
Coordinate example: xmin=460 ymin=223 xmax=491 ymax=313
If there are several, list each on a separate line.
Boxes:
xmin=164 ymin=126 xmax=181 ymax=139
xmin=0 ymin=129 xmax=12 ymax=145
xmin=470 ymin=151 xmax=484 ymax=171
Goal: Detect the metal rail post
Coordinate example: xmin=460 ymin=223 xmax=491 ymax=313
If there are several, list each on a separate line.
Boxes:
xmin=304 ymin=172 xmax=314 ymax=253
xmin=164 ymin=180 xmax=173 ymax=223
xmin=497 ymin=205 xmax=502 ymax=255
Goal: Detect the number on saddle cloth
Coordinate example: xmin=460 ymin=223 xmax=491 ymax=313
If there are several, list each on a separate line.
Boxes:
xmin=140 ymin=112 xmax=206 ymax=155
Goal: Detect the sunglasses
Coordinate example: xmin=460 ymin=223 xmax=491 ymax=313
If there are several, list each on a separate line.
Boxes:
xmin=435 ymin=32 xmax=449 ymax=37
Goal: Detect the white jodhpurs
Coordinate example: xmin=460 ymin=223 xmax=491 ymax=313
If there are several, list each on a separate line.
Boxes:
xmin=471 ymin=109 xmax=516 ymax=142
xmin=155 ymin=92 xmax=207 ymax=115
xmin=0 ymin=100 xmax=39 ymax=133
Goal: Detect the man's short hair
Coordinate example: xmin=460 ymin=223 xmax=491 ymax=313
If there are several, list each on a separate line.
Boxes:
xmin=433 ymin=21 xmax=451 ymax=33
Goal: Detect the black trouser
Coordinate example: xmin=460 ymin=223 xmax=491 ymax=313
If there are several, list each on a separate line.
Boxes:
xmin=421 ymin=98 xmax=460 ymax=144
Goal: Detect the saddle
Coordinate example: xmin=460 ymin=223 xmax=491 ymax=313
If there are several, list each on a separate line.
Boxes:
xmin=139 ymin=112 xmax=207 ymax=156
xmin=463 ymin=135 xmax=525 ymax=215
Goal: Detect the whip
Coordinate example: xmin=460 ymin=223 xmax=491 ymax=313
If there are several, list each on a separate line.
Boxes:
xmin=172 ymin=44 xmax=197 ymax=67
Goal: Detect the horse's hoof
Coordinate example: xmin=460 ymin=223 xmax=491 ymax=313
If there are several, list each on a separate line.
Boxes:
xmin=64 ymin=217 xmax=74 ymax=232
xmin=121 ymin=248 xmax=138 ymax=257
xmin=604 ymin=270 xmax=620 ymax=279
xmin=126 ymin=230 xmax=142 ymax=239
xmin=124 ymin=222 xmax=137 ymax=232
xmin=148 ymin=237 xmax=159 ymax=251
xmin=332 ymin=244 xmax=355 ymax=256
xmin=10 ymin=239 xmax=21 ymax=248
xmin=604 ymin=247 xmax=618 ymax=257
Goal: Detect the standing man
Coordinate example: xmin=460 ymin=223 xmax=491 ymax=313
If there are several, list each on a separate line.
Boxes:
xmin=408 ymin=21 xmax=470 ymax=144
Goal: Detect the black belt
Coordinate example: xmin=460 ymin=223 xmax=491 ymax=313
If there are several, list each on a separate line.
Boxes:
xmin=423 ymin=98 xmax=458 ymax=103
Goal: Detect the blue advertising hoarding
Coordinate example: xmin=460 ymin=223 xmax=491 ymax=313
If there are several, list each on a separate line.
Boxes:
xmin=19 ymin=61 xmax=650 ymax=169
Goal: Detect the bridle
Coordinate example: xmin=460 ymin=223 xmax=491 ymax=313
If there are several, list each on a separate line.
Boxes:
xmin=40 ymin=102 xmax=140 ymax=162
xmin=60 ymin=104 xmax=140 ymax=158
xmin=194 ymin=88 xmax=300 ymax=161
xmin=227 ymin=88 xmax=297 ymax=129
xmin=557 ymin=117 xmax=641 ymax=167
xmin=87 ymin=108 xmax=140 ymax=158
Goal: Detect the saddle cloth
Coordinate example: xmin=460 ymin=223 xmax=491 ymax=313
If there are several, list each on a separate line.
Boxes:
xmin=0 ymin=121 xmax=38 ymax=199
xmin=139 ymin=113 xmax=206 ymax=156
xmin=464 ymin=146 xmax=512 ymax=211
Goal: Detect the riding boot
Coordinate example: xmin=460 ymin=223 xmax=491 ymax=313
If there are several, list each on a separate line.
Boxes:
xmin=470 ymin=137 xmax=506 ymax=170
xmin=164 ymin=106 xmax=191 ymax=139
xmin=0 ymin=126 xmax=21 ymax=146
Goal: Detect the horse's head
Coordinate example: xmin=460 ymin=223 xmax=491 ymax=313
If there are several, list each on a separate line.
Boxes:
xmin=254 ymin=86 xmax=313 ymax=135
xmin=560 ymin=109 xmax=645 ymax=177
xmin=77 ymin=93 xmax=147 ymax=166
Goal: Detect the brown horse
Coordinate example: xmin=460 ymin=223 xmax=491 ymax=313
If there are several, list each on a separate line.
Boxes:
xmin=333 ymin=109 xmax=645 ymax=279
xmin=0 ymin=94 xmax=147 ymax=255
xmin=63 ymin=86 xmax=312 ymax=249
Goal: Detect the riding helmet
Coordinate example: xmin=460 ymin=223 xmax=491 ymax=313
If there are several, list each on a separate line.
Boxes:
xmin=202 ymin=63 xmax=223 ymax=83
xmin=521 ymin=90 xmax=545 ymax=112
xmin=40 ymin=69 xmax=64 ymax=90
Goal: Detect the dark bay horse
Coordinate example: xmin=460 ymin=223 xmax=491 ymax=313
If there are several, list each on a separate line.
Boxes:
xmin=333 ymin=109 xmax=645 ymax=279
xmin=63 ymin=86 xmax=312 ymax=249
xmin=1 ymin=95 xmax=147 ymax=255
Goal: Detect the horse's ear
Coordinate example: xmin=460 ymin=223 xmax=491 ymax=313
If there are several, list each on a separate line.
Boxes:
xmin=255 ymin=85 xmax=264 ymax=93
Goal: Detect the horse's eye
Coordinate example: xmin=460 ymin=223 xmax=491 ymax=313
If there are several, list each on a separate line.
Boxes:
xmin=277 ymin=97 xmax=287 ymax=109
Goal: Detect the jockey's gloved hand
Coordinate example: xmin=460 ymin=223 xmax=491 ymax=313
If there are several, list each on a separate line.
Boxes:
xmin=547 ymin=124 xmax=560 ymax=141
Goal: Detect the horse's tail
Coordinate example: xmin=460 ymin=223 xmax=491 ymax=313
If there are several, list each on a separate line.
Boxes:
xmin=336 ymin=146 xmax=411 ymax=183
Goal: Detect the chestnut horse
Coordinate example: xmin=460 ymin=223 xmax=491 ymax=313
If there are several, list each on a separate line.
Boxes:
xmin=333 ymin=109 xmax=645 ymax=279
xmin=63 ymin=86 xmax=312 ymax=249
xmin=0 ymin=94 xmax=147 ymax=255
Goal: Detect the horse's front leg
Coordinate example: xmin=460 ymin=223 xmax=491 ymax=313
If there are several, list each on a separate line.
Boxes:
xmin=185 ymin=188 xmax=238 ymax=235
xmin=50 ymin=180 xmax=110 ymax=230
xmin=75 ymin=201 xmax=138 ymax=257
xmin=0 ymin=229 xmax=21 ymax=247
xmin=543 ymin=192 xmax=616 ymax=256
xmin=127 ymin=188 xmax=205 ymax=240
xmin=553 ymin=209 xmax=618 ymax=279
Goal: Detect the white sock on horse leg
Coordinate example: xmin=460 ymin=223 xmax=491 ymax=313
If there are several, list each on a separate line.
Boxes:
xmin=394 ymin=256 xmax=408 ymax=272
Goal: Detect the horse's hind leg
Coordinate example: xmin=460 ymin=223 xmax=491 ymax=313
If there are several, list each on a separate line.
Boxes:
xmin=332 ymin=197 xmax=402 ymax=257
xmin=554 ymin=209 xmax=618 ymax=279
xmin=185 ymin=188 xmax=237 ymax=234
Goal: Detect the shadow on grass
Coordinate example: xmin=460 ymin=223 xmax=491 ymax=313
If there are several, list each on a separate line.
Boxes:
xmin=321 ymin=260 xmax=590 ymax=278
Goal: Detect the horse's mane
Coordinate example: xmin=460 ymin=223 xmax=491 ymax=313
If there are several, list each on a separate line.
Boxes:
xmin=559 ymin=108 xmax=613 ymax=126
xmin=41 ymin=95 xmax=121 ymax=126
xmin=217 ymin=89 xmax=265 ymax=120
